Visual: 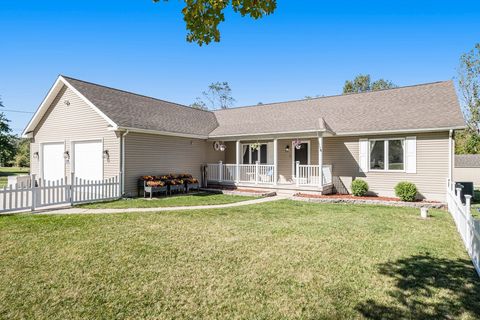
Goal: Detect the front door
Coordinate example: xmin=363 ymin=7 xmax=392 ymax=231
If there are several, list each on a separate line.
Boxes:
xmin=293 ymin=143 xmax=309 ymax=176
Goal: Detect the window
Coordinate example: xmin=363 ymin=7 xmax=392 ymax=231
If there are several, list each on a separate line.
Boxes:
xmin=369 ymin=139 xmax=404 ymax=171
xmin=242 ymin=144 xmax=267 ymax=164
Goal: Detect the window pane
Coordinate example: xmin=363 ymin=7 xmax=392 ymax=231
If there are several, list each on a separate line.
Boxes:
xmin=260 ymin=145 xmax=267 ymax=164
xmin=388 ymin=140 xmax=404 ymax=170
xmin=251 ymin=148 xmax=258 ymax=163
xmin=242 ymin=145 xmax=249 ymax=164
xmin=370 ymin=140 xmax=385 ymax=170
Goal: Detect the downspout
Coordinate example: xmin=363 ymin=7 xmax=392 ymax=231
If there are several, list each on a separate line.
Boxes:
xmin=120 ymin=130 xmax=129 ymax=196
xmin=448 ymin=129 xmax=453 ymax=183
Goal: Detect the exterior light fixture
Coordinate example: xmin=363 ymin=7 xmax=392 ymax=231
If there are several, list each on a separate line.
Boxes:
xmin=103 ymin=150 xmax=110 ymax=160
xmin=33 ymin=152 xmax=39 ymax=159
xmin=285 ymin=145 xmax=290 ymax=152
xmin=63 ymin=151 xmax=70 ymax=161
xmin=219 ymin=144 xmax=226 ymax=152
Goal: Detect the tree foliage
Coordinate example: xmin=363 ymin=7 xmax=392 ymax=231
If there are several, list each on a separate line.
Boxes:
xmin=191 ymin=81 xmax=235 ymax=110
xmin=0 ymin=97 xmax=16 ymax=166
xmin=154 ymin=0 xmax=277 ymax=46
xmin=455 ymin=43 xmax=480 ymax=154
xmin=13 ymin=138 xmax=30 ymax=168
xmin=343 ymin=74 xmax=397 ymax=94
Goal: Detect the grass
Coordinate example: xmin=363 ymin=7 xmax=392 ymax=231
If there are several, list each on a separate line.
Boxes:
xmin=1 ymin=201 xmax=479 ymax=319
xmin=77 ymin=192 xmax=258 ymax=209
xmin=0 ymin=167 xmax=29 ymax=188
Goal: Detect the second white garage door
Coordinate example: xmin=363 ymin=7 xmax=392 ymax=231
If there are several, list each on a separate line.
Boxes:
xmin=73 ymin=141 xmax=103 ymax=181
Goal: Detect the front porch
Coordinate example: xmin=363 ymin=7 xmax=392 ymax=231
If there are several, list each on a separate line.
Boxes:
xmin=205 ymin=137 xmax=333 ymax=193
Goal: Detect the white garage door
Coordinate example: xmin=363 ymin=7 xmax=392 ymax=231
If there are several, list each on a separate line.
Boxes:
xmin=42 ymin=143 xmax=65 ymax=182
xmin=73 ymin=141 xmax=103 ymax=181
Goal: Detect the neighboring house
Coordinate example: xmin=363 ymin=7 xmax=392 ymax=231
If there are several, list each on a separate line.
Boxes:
xmin=454 ymin=155 xmax=480 ymax=187
xmin=23 ymin=76 xmax=465 ymax=201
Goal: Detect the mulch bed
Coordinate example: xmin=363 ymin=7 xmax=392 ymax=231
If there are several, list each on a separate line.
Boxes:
xmin=295 ymin=193 xmax=441 ymax=204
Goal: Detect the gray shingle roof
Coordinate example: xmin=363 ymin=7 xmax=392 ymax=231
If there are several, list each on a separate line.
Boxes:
xmin=455 ymin=154 xmax=480 ymax=168
xmin=63 ymin=76 xmax=218 ymax=136
xmin=63 ymin=77 xmax=465 ymax=138
xmin=210 ymin=81 xmax=465 ymax=137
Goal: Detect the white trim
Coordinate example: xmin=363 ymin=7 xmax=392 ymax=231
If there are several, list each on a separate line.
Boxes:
xmin=448 ymin=129 xmax=453 ymax=182
xmin=71 ymin=139 xmax=104 ymax=181
xmin=368 ymin=138 xmax=406 ymax=172
xmin=40 ymin=141 xmax=66 ymax=180
xmin=335 ymin=126 xmax=465 ymax=137
xmin=209 ymin=129 xmax=326 ymax=139
xmin=114 ymin=126 xmax=209 ymax=140
xmin=292 ymin=140 xmax=311 ymax=178
xmin=22 ymin=76 xmax=118 ymax=137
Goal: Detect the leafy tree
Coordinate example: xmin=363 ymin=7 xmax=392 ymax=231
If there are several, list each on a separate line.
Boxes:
xmin=455 ymin=43 xmax=480 ymax=154
xmin=343 ymin=74 xmax=397 ymax=94
xmin=13 ymin=138 xmax=30 ymax=168
xmin=0 ymin=97 xmax=15 ymax=166
xmin=192 ymin=81 xmax=235 ymax=110
xmin=189 ymin=97 xmax=208 ymax=110
xmin=154 ymin=0 xmax=277 ymax=46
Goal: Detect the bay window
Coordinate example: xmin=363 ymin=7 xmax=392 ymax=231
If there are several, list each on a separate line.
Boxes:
xmin=369 ymin=139 xmax=405 ymax=171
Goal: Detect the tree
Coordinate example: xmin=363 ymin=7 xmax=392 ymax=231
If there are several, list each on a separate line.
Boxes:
xmin=343 ymin=74 xmax=397 ymax=94
xmin=154 ymin=0 xmax=277 ymax=46
xmin=0 ymin=97 xmax=15 ymax=166
xmin=455 ymin=43 xmax=480 ymax=154
xmin=12 ymin=138 xmax=30 ymax=168
xmin=192 ymin=81 xmax=235 ymax=110
xmin=189 ymin=97 xmax=208 ymax=110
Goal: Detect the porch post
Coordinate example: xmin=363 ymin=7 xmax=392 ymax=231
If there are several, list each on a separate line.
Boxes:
xmin=273 ymin=138 xmax=278 ymax=185
xmin=235 ymin=140 xmax=240 ymax=183
xmin=318 ymin=136 xmax=324 ymax=189
xmin=255 ymin=161 xmax=259 ymax=185
xmin=218 ymin=160 xmax=223 ymax=183
xmin=295 ymin=161 xmax=300 ymax=187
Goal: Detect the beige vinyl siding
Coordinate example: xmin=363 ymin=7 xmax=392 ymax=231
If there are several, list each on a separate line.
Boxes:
xmin=324 ymin=131 xmax=449 ymax=201
xmin=30 ymin=85 xmax=119 ymax=180
xmin=454 ymin=168 xmax=480 ymax=187
xmin=123 ymin=133 xmax=224 ymax=195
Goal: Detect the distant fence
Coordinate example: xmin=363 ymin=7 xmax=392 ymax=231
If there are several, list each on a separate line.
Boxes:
xmin=0 ymin=174 xmax=120 ymax=213
xmin=446 ymin=179 xmax=480 ymax=276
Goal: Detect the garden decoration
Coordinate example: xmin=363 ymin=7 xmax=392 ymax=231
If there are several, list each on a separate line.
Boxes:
xmin=250 ymin=142 xmax=261 ymax=151
xmin=293 ymin=139 xmax=303 ymax=150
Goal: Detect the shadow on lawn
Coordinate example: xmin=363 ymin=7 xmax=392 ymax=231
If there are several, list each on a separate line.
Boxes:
xmin=357 ymin=254 xmax=480 ymax=319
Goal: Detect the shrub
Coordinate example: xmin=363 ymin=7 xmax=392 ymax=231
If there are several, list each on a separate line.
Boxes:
xmin=395 ymin=182 xmax=418 ymax=202
xmin=351 ymin=179 xmax=369 ymax=197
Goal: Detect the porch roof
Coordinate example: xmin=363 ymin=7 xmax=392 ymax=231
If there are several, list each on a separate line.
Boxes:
xmin=210 ymin=81 xmax=465 ymax=137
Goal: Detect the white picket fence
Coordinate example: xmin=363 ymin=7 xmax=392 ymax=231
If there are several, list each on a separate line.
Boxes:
xmin=0 ymin=174 xmax=120 ymax=213
xmin=446 ymin=179 xmax=480 ymax=276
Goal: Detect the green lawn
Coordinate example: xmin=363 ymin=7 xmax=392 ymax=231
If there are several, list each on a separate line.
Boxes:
xmin=77 ymin=192 xmax=257 ymax=209
xmin=0 ymin=167 xmax=29 ymax=188
xmin=1 ymin=201 xmax=479 ymax=319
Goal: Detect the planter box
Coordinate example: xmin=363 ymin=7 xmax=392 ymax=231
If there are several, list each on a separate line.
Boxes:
xmin=169 ymin=184 xmax=185 ymax=195
xmin=144 ymin=185 xmax=168 ymax=198
xmin=185 ymin=183 xmax=200 ymax=193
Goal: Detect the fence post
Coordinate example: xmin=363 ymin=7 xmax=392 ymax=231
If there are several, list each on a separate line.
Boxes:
xmin=70 ymin=172 xmax=75 ymax=206
xmin=255 ymin=161 xmax=259 ymax=185
xmin=296 ymin=161 xmax=300 ymax=187
xmin=30 ymin=174 xmax=36 ymax=211
xmin=218 ymin=160 xmax=223 ymax=183
xmin=465 ymin=195 xmax=472 ymax=216
xmin=456 ymin=187 xmax=462 ymax=202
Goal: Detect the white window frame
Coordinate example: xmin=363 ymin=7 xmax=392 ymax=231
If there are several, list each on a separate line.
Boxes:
xmin=241 ymin=143 xmax=268 ymax=164
xmin=369 ymin=138 xmax=406 ymax=172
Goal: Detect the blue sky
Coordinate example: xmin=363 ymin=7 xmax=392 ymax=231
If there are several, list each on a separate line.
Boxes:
xmin=1 ymin=0 xmax=479 ymax=135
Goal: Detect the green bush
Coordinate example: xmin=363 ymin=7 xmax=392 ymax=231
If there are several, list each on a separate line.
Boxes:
xmin=395 ymin=182 xmax=418 ymax=202
xmin=351 ymin=179 xmax=369 ymax=197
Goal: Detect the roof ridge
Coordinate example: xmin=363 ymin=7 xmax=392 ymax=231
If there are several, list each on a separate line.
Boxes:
xmin=60 ymin=75 xmax=215 ymax=114
xmin=214 ymin=80 xmax=452 ymax=112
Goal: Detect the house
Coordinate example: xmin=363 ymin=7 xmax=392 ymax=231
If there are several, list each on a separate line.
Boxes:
xmin=454 ymin=154 xmax=480 ymax=187
xmin=23 ymin=76 xmax=465 ymax=201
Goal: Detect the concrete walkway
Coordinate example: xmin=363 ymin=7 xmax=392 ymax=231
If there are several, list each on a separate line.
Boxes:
xmin=34 ymin=195 xmax=287 ymax=215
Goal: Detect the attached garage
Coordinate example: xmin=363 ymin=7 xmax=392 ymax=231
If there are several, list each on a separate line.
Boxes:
xmin=41 ymin=143 xmax=65 ymax=181
xmin=73 ymin=140 xmax=103 ymax=181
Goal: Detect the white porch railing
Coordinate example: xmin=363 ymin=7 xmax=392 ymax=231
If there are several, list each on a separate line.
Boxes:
xmin=296 ymin=164 xmax=333 ymax=186
xmin=206 ymin=162 xmax=332 ymax=187
xmin=0 ymin=173 xmax=120 ymax=213
xmin=446 ymin=179 xmax=480 ymax=276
